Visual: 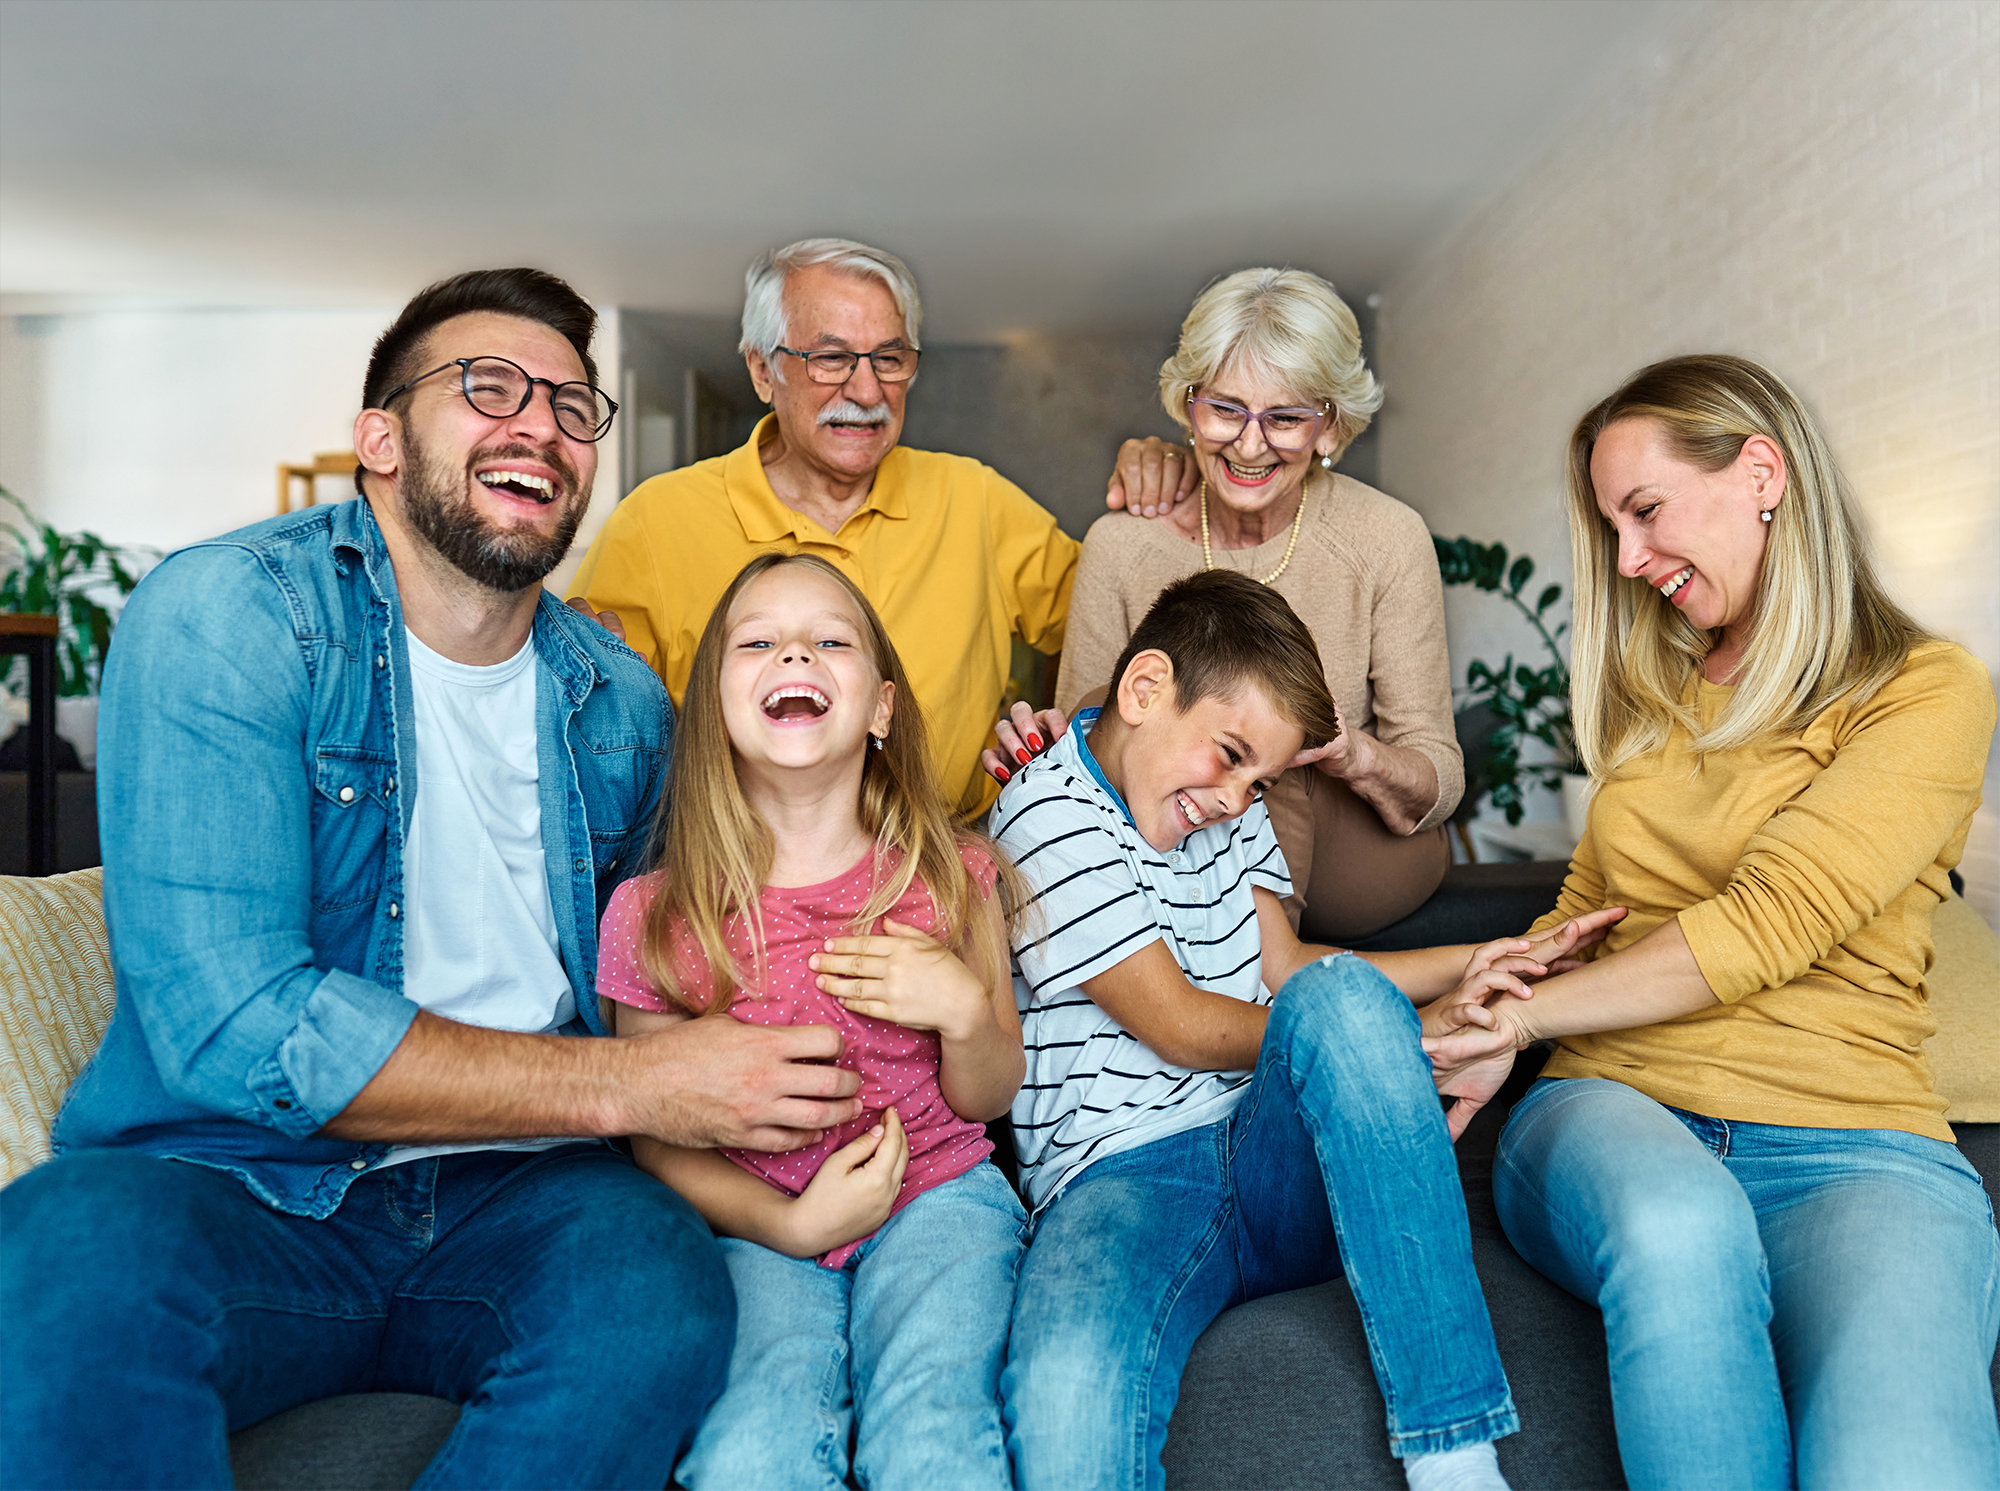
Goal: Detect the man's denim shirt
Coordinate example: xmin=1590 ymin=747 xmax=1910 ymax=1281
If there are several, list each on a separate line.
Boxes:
xmin=54 ymin=499 xmax=671 ymax=1217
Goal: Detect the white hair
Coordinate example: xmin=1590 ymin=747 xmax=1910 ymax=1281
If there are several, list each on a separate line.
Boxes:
xmin=738 ymin=238 xmax=923 ymax=380
xmin=1158 ymin=268 xmax=1384 ymax=459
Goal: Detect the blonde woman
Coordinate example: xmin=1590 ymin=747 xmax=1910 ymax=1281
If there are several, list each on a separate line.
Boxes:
xmin=1425 ymin=355 xmax=1999 ymax=1490
xmin=988 ymin=268 xmax=1460 ymax=941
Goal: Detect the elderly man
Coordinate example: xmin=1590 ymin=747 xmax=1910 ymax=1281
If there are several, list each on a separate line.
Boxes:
xmin=567 ymin=237 xmax=1079 ymax=818
xmin=0 ymin=268 xmax=862 ymax=1490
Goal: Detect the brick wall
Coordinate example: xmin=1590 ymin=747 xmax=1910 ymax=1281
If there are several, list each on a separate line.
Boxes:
xmin=1376 ymin=0 xmax=2000 ymax=924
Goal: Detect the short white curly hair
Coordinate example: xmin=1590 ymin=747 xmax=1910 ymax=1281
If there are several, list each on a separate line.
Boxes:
xmin=1159 ymin=268 xmax=1383 ymax=458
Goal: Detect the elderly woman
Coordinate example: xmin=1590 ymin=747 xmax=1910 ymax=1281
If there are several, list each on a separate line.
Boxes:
xmin=1425 ymin=355 xmax=1999 ymax=1490
xmin=1005 ymin=267 xmax=1460 ymax=941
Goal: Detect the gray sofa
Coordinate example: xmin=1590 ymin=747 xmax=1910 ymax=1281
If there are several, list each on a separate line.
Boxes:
xmin=218 ymin=863 xmax=2000 ymax=1490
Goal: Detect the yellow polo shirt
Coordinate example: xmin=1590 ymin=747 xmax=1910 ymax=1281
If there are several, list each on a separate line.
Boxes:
xmin=567 ymin=416 xmax=1078 ymax=818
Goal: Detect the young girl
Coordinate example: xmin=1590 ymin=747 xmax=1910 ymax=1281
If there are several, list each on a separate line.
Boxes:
xmin=598 ymin=552 xmax=1026 ymax=1491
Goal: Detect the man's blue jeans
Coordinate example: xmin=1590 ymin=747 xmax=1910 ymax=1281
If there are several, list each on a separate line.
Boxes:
xmin=0 ymin=1144 xmax=732 ymax=1490
xmin=679 ymin=1161 xmax=1026 ymax=1491
xmin=1003 ymin=954 xmax=1517 ymax=1491
xmin=1496 ymin=1076 xmax=2000 ymax=1491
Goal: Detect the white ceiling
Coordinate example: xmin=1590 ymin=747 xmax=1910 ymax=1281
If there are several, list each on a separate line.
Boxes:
xmin=0 ymin=0 xmax=1673 ymax=339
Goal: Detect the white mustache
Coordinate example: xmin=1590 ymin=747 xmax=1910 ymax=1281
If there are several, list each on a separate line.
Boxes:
xmin=816 ymin=399 xmax=892 ymax=427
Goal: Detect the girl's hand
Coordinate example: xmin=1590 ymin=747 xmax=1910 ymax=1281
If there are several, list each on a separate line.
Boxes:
xmin=813 ymin=919 xmax=993 ymax=1043
xmin=787 ymin=1108 xmax=909 ymax=1256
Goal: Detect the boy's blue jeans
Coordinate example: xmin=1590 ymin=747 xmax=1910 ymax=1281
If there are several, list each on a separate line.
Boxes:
xmin=1496 ymin=1076 xmax=2000 ymax=1491
xmin=677 ymin=1161 xmax=1025 ymax=1491
xmin=1003 ymin=954 xmax=1516 ymax=1491
xmin=0 ymin=1143 xmax=732 ymax=1490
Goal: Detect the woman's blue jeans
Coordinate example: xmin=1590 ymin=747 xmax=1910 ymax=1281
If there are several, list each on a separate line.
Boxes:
xmin=676 ymin=1160 xmax=1026 ymax=1491
xmin=1003 ymin=954 xmax=1517 ymax=1491
xmin=0 ymin=1144 xmax=732 ymax=1490
xmin=1496 ymin=1076 xmax=2000 ymax=1491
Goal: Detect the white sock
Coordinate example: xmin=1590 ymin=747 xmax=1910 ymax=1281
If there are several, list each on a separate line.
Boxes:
xmin=1403 ymin=1440 xmax=1510 ymax=1491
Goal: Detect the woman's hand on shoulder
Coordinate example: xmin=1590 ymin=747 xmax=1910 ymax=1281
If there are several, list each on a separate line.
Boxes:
xmin=786 ymin=1108 xmax=909 ymax=1255
xmin=981 ymin=700 xmax=1070 ymax=784
xmin=814 ymin=919 xmax=993 ymax=1043
xmin=1106 ymin=436 xmax=1200 ymax=518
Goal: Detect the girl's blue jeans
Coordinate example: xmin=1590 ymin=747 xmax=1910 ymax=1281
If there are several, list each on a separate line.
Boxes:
xmin=1002 ymin=953 xmax=1517 ymax=1491
xmin=676 ymin=1159 xmax=1026 ymax=1491
xmin=1496 ymin=1075 xmax=2000 ymax=1491
xmin=0 ymin=1143 xmax=731 ymax=1490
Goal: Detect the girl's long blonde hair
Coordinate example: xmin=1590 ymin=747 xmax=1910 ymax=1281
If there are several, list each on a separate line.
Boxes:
xmin=639 ymin=551 xmax=1021 ymax=1014
xmin=1566 ymin=354 xmax=1927 ymax=777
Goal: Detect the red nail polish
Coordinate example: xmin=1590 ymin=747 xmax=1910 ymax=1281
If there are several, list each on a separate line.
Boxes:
xmin=1027 ymin=734 xmax=1044 ymax=752
xmin=1016 ymin=748 xmax=1032 ymax=765
xmin=996 ymin=765 xmax=1011 ymax=782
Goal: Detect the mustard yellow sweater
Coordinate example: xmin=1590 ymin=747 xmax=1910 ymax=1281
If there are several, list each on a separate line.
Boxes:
xmin=1532 ymin=640 xmax=1995 ymax=1141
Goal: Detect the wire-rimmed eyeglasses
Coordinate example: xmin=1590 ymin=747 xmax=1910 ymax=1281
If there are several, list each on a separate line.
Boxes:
xmin=377 ymin=357 xmax=619 ymax=443
xmin=772 ymin=345 xmax=921 ymax=385
xmin=1185 ymin=391 xmax=1332 ymax=452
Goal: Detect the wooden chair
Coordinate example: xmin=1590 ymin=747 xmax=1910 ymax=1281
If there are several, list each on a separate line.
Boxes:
xmin=276 ymin=451 xmax=360 ymax=514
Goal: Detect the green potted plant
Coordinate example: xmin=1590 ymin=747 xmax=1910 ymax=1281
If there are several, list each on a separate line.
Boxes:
xmin=1 ymin=486 xmax=154 ymax=769
xmin=1434 ymin=535 xmax=1581 ymax=829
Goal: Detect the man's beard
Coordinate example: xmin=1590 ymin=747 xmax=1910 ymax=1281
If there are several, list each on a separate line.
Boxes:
xmin=400 ymin=428 xmax=587 ymax=595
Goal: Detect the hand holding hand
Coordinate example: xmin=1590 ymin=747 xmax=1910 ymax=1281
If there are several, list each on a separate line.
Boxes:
xmin=1422 ymin=960 xmax=1540 ymax=1042
xmin=1106 ymin=437 xmax=1200 ymax=518
xmin=1422 ymin=991 xmax=1535 ymax=1088
xmin=813 ymin=919 xmax=993 ymax=1043
xmin=787 ymin=1107 xmax=909 ymax=1255
xmin=981 ymin=701 xmax=1070 ymax=784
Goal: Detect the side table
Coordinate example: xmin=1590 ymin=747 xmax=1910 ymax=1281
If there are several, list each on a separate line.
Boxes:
xmin=1 ymin=614 xmax=59 ymax=875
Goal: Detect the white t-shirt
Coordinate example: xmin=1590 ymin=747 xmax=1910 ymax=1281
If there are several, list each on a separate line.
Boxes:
xmin=377 ymin=627 xmax=574 ymax=1168
xmin=990 ymin=710 xmax=1293 ymax=1210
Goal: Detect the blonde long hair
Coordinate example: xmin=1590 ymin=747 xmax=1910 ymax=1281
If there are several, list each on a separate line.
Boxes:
xmin=1566 ymin=354 xmax=1926 ymax=776
xmin=639 ymin=552 xmax=1020 ymax=1014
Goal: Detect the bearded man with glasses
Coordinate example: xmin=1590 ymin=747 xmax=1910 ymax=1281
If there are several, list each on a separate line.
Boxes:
xmin=0 ymin=268 xmax=865 ymax=1490
xmin=568 ymin=237 xmax=1080 ymax=820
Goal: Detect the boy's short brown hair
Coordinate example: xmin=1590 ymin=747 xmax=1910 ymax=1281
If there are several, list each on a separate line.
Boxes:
xmin=1107 ymin=570 xmax=1341 ymax=748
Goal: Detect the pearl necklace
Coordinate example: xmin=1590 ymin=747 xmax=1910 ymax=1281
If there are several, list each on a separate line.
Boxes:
xmin=1200 ymin=471 xmax=1309 ymax=585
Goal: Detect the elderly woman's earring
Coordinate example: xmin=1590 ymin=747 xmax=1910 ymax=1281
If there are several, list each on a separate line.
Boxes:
xmin=1320 ymin=453 xmax=1335 ymax=470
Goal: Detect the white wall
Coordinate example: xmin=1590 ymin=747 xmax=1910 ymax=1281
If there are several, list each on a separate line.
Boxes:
xmin=0 ymin=303 xmax=624 ymax=594
xmin=0 ymin=306 xmax=391 ymax=551
xmin=1374 ymin=0 xmax=2000 ymax=923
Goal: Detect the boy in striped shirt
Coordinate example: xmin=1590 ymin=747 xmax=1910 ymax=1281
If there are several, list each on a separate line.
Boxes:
xmin=992 ymin=571 xmax=1615 ymax=1491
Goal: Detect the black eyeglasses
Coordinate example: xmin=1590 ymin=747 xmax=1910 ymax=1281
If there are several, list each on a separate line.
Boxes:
xmin=377 ymin=357 xmax=618 ymax=442
xmin=1185 ymin=392 xmax=1331 ymax=452
xmin=772 ymin=345 xmax=921 ymax=385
